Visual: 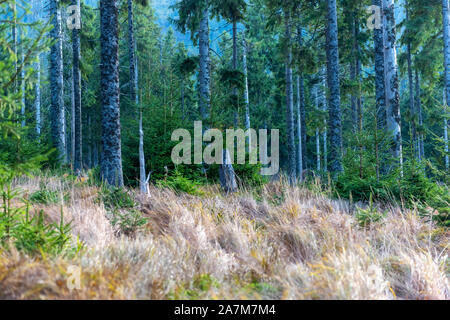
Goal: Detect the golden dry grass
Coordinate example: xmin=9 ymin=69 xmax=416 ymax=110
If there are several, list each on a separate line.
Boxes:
xmin=0 ymin=175 xmax=448 ymax=300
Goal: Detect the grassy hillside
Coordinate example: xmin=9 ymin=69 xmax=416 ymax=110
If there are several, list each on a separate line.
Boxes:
xmin=0 ymin=173 xmax=448 ymax=300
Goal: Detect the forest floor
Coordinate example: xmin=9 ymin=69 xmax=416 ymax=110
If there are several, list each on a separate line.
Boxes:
xmin=0 ymin=174 xmax=449 ymax=300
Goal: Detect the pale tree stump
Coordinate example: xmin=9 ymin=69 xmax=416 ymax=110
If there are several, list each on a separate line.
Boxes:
xmin=219 ymin=149 xmax=238 ymax=193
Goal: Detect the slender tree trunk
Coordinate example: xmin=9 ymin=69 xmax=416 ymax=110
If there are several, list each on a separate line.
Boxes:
xmin=72 ymin=0 xmax=82 ymax=173
xmin=71 ymin=69 xmax=75 ymax=167
xmin=100 ymin=0 xmax=123 ymax=187
xmin=139 ymin=105 xmax=147 ymax=193
xmin=199 ymin=8 xmax=210 ymax=123
xmin=127 ymin=0 xmax=138 ymax=106
xmin=21 ymin=42 xmax=25 ymax=127
xmin=296 ymin=75 xmax=303 ymax=180
xmin=321 ymin=69 xmax=328 ymax=173
xmin=314 ymin=85 xmax=321 ymax=172
xmin=35 ymin=53 xmax=41 ymax=137
xmin=442 ymin=0 xmax=450 ymax=170
xmin=243 ymin=36 xmax=251 ymax=149
xmin=12 ymin=0 xmax=17 ymax=94
xmin=444 ymin=89 xmax=449 ymax=171
xmin=373 ymin=0 xmax=386 ymax=178
xmin=415 ymin=70 xmax=424 ymax=161
xmin=232 ymin=19 xmax=239 ymax=128
xmin=181 ymin=79 xmax=185 ymax=120
xmin=374 ymin=0 xmax=386 ymax=127
xmin=296 ymin=26 xmax=304 ymax=178
xmin=406 ymin=5 xmax=417 ymax=160
xmin=284 ymin=12 xmax=296 ymax=184
xmin=326 ymin=0 xmax=343 ymax=174
xmin=49 ymin=0 xmax=66 ymax=163
xmin=383 ymin=0 xmax=403 ymax=172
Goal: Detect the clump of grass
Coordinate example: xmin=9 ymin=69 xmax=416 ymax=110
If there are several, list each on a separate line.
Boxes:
xmin=156 ymin=170 xmax=204 ymax=196
xmin=355 ymin=194 xmax=386 ymax=227
xmin=29 ymin=188 xmax=69 ymax=205
xmin=0 ymin=177 xmax=448 ymax=300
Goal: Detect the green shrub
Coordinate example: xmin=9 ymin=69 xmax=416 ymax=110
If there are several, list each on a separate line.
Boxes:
xmin=29 ymin=188 xmax=69 ymax=205
xmin=1 ymin=186 xmax=79 ymax=256
xmin=100 ymin=187 xmax=136 ymax=209
xmin=108 ymin=209 xmax=148 ymax=236
xmin=157 ymin=169 xmax=204 ymax=196
xmin=355 ymin=195 xmax=386 ymax=228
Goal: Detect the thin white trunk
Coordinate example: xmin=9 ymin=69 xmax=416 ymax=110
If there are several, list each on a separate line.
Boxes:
xmin=21 ymin=45 xmax=25 ymax=127
xmin=321 ymin=68 xmax=327 ymax=173
xmin=445 ymin=89 xmax=449 ymax=170
xmin=139 ymin=106 xmax=147 ymax=194
xmin=35 ymin=54 xmax=41 ymax=136
xmin=314 ymin=85 xmax=321 ymax=172
xmin=443 ymin=0 xmax=450 ymax=170
xmin=243 ymin=36 xmax=251 ymax=152
xmin=296 ymin=75 xmax=303 ymax=181
xmin=383 ymin=0 xmax=403 ymax=173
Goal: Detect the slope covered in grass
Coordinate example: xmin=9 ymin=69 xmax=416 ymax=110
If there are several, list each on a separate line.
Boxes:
xmin=0 ymin=175 xmax=448 ymax=300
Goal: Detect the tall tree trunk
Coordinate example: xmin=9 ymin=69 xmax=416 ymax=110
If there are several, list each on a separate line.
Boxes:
xmin=49 ymin=0 xmax=66 ymax=163
xmin=127 ymin=0 xmax=138 ymax=105
xmin=296 ymin=75 xmax=303 ymax=180
xmin=442 ymin=0 xmax=450 ymax=170
xmin=326 ymin=0 xmax=343 ymax=174
xmin=284 ymin=12 xmax=296 ymax=184
xmin=199 ymin=8 xmax=210 ymax=124
xmin=12 ymin=0 xmax=17 ymax=94
xmin=354 ymin=15 xmax=363 ymax=177
xmin=243 ymin=36 xmax=251 ymax=148
xmin=406 ymin=4 xmax=417 ymax=160
xmin=444 ymin=89 xmax=449 ymax=170
xmin=321 ymin=69 xmax=328 ymax=173
xmin=373 ymin=0 xmax=386 ymax=126
xmin=181 ymin=78 xmax=185 ymax=120
xmin=139 ymin=105 xmax=147 ymax=193
xmin=415 ymin=70 xmax=424 ymax=161
xmin=232 ymin=19 xmax=239 ymax=128
xmin=100 ymin=0 xmax=124 ymax=187
xmin=383 ymin=0 xmax=403 ymax=171
xmin=314 ymin=85 xmax=321 ymax=172
xmin=35 ymin=53 xmax=41 ymax=137
xmin=71 ymin=69 xmax=75 ymax=167
xmin=72 ymin=0 xmax=82 ymax=173
xmin=21 ymin=40 xmax=25 ymax=127
xmin=373 ymin=0 xmax=386 ymax=179
xmin=296 ymin=26 xmax=304 ymax=178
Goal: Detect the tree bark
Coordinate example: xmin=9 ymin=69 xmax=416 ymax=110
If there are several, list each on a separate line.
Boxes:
xmin=296 ymin=26 xmax=304 ymax=179
xmin=374 ymin=0 xmax=386 ymax=129
xmin=284 ymin=12 xmax=296 ymax=184
xmin=199 ymin=8 xmax=210 ymax=123
xmin=296 ymin=75 xmax=303 ymax=181
xmin=406 ymin=4 xmax=417 ymax=160
xmin=21 ymin=40 xmax=25 ymax=128
xmin=35 ymin=53 xmax=41 ymax=137
xmin=415 ymin=70 xmax=424 ymax=161
xmin=72 ymin=0 xmax=83 ymax=173
xmin=219 ymin=149 xmax=238 ymax=193
xmin=49 ymin=0 xmax=66 ymax=164
xmin=326 ymin=0 xmax=343 ymax=174
xmin=321 ymin=68 xmax=328 ymax=173
xmin=383 ymin=0 xmax=403 ymax=171
xmin=232 ymin=19 xmax=239 ymax=128
xmin=442 ymin=0 xmax=450 ymax=170
xmin=243 ymin=36 xmax=251 ymax=150
xmin=127 ymin=0 xmax=138 ymax=106
xmin=100 ymin=0 xmax=124 ymax=187
xmin=314 ymin=84 xmax=321 ymax=172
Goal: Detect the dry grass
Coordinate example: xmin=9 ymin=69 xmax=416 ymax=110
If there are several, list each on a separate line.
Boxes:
xmin=0 ymin=174 xmax=448 ymax=300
